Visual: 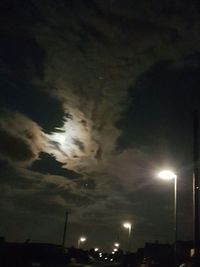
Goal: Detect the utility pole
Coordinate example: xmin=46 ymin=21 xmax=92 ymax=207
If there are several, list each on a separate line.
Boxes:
xmin=62 ymin=211 xmax=68 ymax=249
xmin=193 ymin=109 xmax=199 ymax=257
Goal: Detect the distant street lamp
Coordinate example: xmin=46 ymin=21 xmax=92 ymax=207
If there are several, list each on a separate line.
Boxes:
xmin=123 ymin=222 xmax=132 ymax=251
xmin=78 ymin=236 xmax=86 ymax=248
xmin=94 ymin=247 xmax=99 ymax=252
xmin=158 ymin=170 xmax=177 ymax=266
xmin=114 ymin=243 xmax=120 ymax=247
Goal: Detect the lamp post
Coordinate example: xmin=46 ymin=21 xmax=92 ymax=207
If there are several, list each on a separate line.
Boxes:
xmin=158 ymin=170 xmax=177 ymax=266
xmin=123 ymin=222 xmax=132 ymax=252
xmin=78 ymin=236 xmax=86 ymax=249
xmin=62 ymin=211 xmax=68 ymax=248
xmin=193 ymin=109 xmax=199 ymax=257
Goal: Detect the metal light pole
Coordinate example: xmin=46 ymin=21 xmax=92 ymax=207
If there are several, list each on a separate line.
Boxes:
xmin=123 ymin=222 xmax=132 ymax=252
xmin=174 ymin=174 xmax=178 ymax=264
xmin=193 ymin=109 xmax=199 ymax=257
xmin=62 ymin=211 xmax=68 ymax=248
xmin=158 ymin=170 xmax=177 ymax=266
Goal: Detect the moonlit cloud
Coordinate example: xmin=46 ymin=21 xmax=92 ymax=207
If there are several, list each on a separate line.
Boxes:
xmin=2 ymin=0 xmax=200 ymax=173
xmin=45 ymin=107 xmax=99 ymax=171
xmin=30 ymin=0 xmax=200 ymax=175
xmin=0 ymin=111 xmax=47 ymax=166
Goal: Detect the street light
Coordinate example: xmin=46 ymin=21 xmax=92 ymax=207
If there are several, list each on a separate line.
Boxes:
xmin=114 ymin=243 xmax=120 ymax=247
xmin=158 ymin=170 xmax=177 ymax=266
xmin=78 ymin=236 xmax=86 ymax=248
xmin=94 ymin=248 xmax=99 ymax=252
xmin=123 ymin=222 xmax=132 ymax=252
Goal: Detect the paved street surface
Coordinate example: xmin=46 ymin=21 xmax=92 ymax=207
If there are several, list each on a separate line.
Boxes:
xmin=68 ymin=262 xmax=121 ymax=267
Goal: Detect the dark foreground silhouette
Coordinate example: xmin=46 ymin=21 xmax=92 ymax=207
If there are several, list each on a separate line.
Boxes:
xmin=0 ymin=239 xmax=200 ymax=267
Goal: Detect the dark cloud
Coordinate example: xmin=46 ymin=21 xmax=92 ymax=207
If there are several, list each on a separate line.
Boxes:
xmin=0 ymin=127 xmax=35 ymax=162
xmin=29 ymin=152 xmax=82 ymax=179
xmin=0 ymin=82 xmax=65 ymax=133
xmin=0 ymin=0 xmax=64 ymax=132
xmin=75 ymin=178 xmax=96 ymax=190
xmin=59 ymin=190 xmax=94 ymax=207
xmin=0 ymin=111 xmax=46 ymax=166
xmin=0 ymin=159 xmax=38 ymax=189
xmin=117 ymin=56 xmax=200 ymax=166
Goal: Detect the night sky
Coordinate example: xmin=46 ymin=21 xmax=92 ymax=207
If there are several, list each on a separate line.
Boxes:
xmin=1 ymin=0 xmax=200 ymax=251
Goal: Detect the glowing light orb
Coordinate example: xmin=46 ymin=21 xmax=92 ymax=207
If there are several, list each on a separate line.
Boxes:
xmin=79 ymin=237 xmax=86 ymax=242
xmin=123 ymin=222 xmax=131 ymax=229
xmin=158 ymin=170 xmax=177 ymax=180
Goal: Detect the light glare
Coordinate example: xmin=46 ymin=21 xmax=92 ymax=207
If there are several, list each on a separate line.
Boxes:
xmin=80 ymin=237 xmax=86 ymax=242
xmin=123 ymin=222 xmax=131 ymax=229
xmin=158 ymin=170 xmax=177 ymax=180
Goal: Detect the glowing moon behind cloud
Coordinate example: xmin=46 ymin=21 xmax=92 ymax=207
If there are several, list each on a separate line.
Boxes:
xmin=44 ymin=108 xmax=99 ymax=171
xmin=50 ymin=131 xmax=66 ymax=146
